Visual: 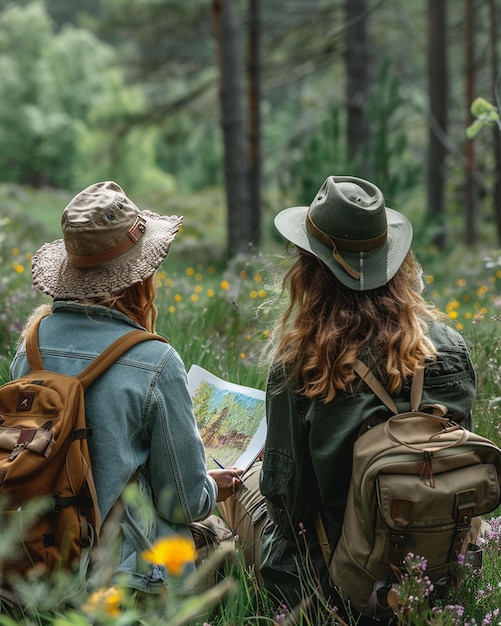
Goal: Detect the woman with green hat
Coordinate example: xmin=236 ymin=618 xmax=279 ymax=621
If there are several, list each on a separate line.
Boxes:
xmin=256 ymin=176 xmax=476 ymax=622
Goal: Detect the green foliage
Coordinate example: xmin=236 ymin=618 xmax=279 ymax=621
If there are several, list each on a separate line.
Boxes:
xmin=0 ymin=1 xmax=175 ymax=194
xmin=204 ymin=552 xmax=277 ymax=625
xmin=0 ymin=3 xmax=71 ymax=185
xmin=0 ymin=2 xmax=111 ymax=188
xmin=0 ymin=2 xmax=55 ymax=183
xmin=288 ymin=104 xmax=346 ymax=205
xmin=96 ymin=0 xmax=223 ymax=193
xmin=444 ymin=517 xmax=501 ymax=626
xmin=156 ymin=119 xmax=224 ymax=192
xmin=286 ymin=60 xmax=422 ymax=209
xmin=0 ymin=189 xmax=50 ymax=356
xmin=385 ymin=555 xmax=464 ymax=625
xmin=45 ymin=26 xmax=116 ymax=121
xmin=466 ymin=97 xmax=501 ymax=139
xmin=0 ymin=495 xmax=240 ymax=625
xmin=369 ymin=60 xmax=422 ymax=201
xmin=74 ymin=122 xmax=176 ymax=196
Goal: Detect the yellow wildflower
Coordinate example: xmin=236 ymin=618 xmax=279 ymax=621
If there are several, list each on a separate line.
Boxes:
xmin=142 ymin=536 xmax=197 ymax=576
xmin=174 ymin=294 xmax=182 ymax=302
xmin=168 ymin=306 xmax=176 ymax=314
xmin=82 ymin=586 xmax=124 ymax=617
xmin=207 ymin=288 xmax=215 ymax=297
xmin=186 ymin=267 xmax=195 ymax=276
xmin=220 ymin=280 xmax=230 ymax=290
xmin=190 ymin=294 xmax=199 ymax=302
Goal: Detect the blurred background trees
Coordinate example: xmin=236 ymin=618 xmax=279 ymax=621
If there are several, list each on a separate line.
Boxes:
xmin=0 ymin=0 xmax=499 ymax=260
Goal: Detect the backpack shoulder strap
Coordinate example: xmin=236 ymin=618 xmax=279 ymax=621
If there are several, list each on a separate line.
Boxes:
xmin=25 ymin=315 xmax=47 ymax=372
xmin=353 ymin=359 xmax=425 ymax=414
xmin=77 ymin=331 xmax=167 ymax=391
xmin=316 ymin=513 xmax=332 ymax=567
xmin=409 ymin=367 xmax=425 ymax=412
xmin=24 ymin=315 xmax=167 ymax=389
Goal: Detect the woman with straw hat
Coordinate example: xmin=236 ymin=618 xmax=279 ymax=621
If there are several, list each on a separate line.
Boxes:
xmin=10 ymin=181 xmax=241 ymax=592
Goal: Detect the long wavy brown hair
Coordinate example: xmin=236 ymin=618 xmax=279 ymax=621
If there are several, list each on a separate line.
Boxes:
xmin=23 ymin=275 xmax=158 ymax=338
xmin=269 ymin=248 xmax=444 ymax=402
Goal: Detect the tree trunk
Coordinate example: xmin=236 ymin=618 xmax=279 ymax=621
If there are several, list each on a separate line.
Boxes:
xmin=344 ymin=0 xmax=372 ymax=177
xmin=427 ymin=0 xmax=448 ymax=251
xmin=489 ymin=0 xmax=501 ymax=246
xmin=246 ymin=0 xmax=261 ymax=248
xmin=464 ymin=0 xmax=478 ymax=246
xmin=212 ymin=0 xmax=252 ymax=258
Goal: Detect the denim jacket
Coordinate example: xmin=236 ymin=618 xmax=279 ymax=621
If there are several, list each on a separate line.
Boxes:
xmin=10 ymin=301 xmax=217 ymax=592
xmin=259 ymin=320 xmax=476 ymax=607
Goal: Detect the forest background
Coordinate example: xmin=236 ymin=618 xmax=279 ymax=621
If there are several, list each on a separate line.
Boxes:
xmin=2 ymin=0 xmax=501 ymax=379
xmin=1 ymin=1 xmax=501 ymax=623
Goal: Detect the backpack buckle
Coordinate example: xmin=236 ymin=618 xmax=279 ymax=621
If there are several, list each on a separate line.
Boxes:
xmin=8 ymin=429 xmax=37 ymax=461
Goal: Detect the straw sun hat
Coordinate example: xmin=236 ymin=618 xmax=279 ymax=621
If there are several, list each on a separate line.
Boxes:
xmin=274 ymin=176 xmax=413 ymax=291
xmin=32 ymin=181 xmax=183 ymax=301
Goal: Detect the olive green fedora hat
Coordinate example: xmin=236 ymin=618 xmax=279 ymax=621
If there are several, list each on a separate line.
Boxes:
xmin=274 ymin=176 xmax=413 ymax=291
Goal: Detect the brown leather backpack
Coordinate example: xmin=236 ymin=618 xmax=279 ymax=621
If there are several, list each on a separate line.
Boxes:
xmin=0 ymin=317 xmax=162 ymax=583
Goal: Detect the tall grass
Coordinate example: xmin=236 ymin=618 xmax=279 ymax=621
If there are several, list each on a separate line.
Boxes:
xmin=153 ymin=252 xmax=276 ymax=390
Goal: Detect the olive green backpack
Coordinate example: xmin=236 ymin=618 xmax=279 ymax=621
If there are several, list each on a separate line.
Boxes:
xmin=317 ymin=360 xmax=501 ymax=619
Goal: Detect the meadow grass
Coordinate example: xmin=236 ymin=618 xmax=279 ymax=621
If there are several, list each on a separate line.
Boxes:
xmin=0 ymin=189 xmax=500 ymax=624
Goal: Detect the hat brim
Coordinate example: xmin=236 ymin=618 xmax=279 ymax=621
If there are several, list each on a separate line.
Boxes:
xmin=32 ymin=210 xmax=183 ymax=301
xmin=274 ymin=205 xmax=413 ymax=291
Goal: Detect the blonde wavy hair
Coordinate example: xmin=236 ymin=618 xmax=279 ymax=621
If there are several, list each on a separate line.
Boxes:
xmin=23 ymin=275 xmax=158 ymax=339
xmin=270 ymin=248 xmax=444 ymax=402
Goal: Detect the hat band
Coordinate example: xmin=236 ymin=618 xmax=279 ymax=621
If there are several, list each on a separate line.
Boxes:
xmin=66 ymin=215 xmax=147 ymax=268
xmin=306 ymin=212 xmax=388 ymax=281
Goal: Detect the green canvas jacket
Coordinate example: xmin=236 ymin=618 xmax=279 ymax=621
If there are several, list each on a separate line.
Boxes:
xmin=259 ymin=320 xmax=476 ymax=608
